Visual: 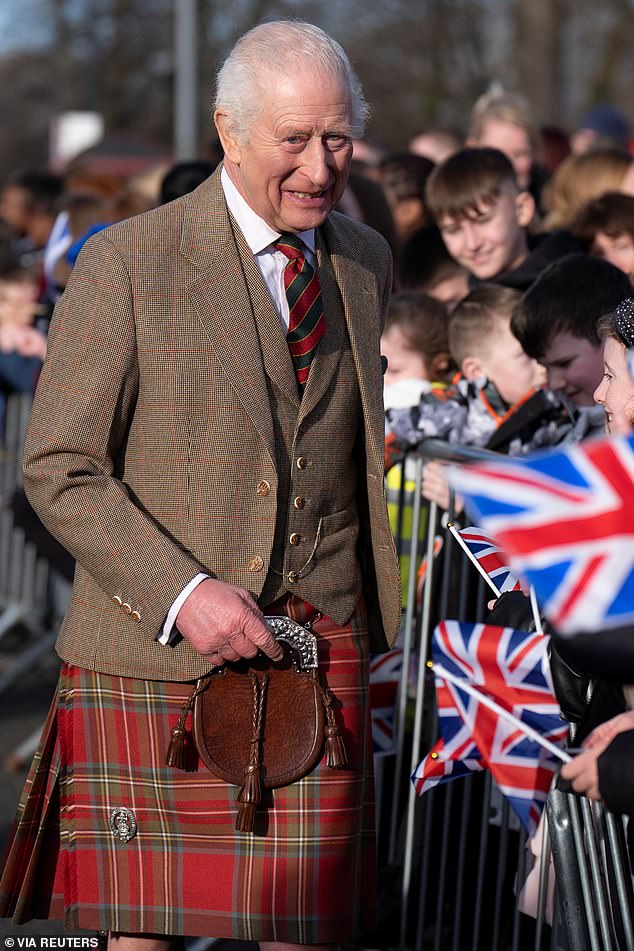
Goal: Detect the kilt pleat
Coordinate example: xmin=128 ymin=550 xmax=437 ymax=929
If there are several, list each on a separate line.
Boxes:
xmin=0 ymin=603 xmax=376 ymax=942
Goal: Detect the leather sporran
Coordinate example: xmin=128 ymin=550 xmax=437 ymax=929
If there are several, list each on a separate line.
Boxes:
xmin=166 ymin=616 xmax=347 ymax=832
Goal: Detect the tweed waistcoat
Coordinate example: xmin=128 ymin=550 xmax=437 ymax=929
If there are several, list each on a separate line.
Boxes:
xmin=230 ymin=224 xmax=364 ymax=617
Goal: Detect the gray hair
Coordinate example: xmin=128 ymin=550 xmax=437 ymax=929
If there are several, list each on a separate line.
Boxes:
xmin=214 ymin=20 xmax=369 ymax=143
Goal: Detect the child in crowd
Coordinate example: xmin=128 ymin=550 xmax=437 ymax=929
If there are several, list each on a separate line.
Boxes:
xmin=466 ymin=89 xmax=539 ymax=194
xmin=425 ymin=148 xmax=534 ymax=284
xmin=399 ymin=225 xmax=470 ymax=310
xmin=572 ymin=192 xmax=634 ymax=285
xmin=381 ymin=291 xmax=454 ymax=602
xmin=382 ymin=291 xmax=454 ymax=396
xmin=425 ymin=147 xmax=577 ymax=291
xmin=511 ymin=254 xmax=632 ymax=422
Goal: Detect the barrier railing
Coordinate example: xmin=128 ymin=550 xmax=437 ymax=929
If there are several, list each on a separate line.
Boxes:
xmin=378 ymin=440 xmax=634 ymax=951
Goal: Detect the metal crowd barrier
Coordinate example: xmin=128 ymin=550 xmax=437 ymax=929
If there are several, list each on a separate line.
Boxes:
xmin=0 ymin=393 xmax=64 ymax=747
xmin=376 ymin=439 xmax=634 ymax=951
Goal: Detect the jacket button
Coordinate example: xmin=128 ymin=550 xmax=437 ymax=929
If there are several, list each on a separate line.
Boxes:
xmin=296 ymin=457 xmax=308 ymax=469
xmin=131 ymin=610 xmax=141 ymax=622
xmin=256 ymin=480 xmax=271 ymax=497
xmin=289 ymin=533 xmax=301 ymax=546
xmin=122 ymin=602 xmax=132 ymax=614
xmin=288 ymin=570 xmax=299 ymax=583
xmin=293 ymin=496 xmax=306 ymax=509
xmin=247 ymin=556 xmax=264 ymax=572
xmin=114 ymin=595 xmax=123 ymax=606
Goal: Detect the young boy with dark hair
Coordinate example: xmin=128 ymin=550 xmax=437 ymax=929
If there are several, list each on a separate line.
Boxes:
xmin=571 ymin=192 xmax=634 ymax=285
xmin=426 ymin=147 xmax=578 ymax=290
xmin=511 ymin=254 xmax=632 ymax=409
xmin=425 ymin=147 xmax=534 ymax=282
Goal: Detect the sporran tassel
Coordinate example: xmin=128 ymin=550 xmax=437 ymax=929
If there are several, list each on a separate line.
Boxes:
xmin=322 ymin=688 xmax=348 ymax=768
xmin=235 ymin=673 xmax=269 ymax=833
xmin=166 ymin=680 xmax=209 ymax=770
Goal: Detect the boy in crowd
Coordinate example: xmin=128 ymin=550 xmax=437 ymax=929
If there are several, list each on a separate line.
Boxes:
xmin=426 ymin=147 xmax=578 ymax=291
xmin=571 ymin=192 xmax=634 ymax=285
xmin=511 ymin=254 xmax=632 ymax=422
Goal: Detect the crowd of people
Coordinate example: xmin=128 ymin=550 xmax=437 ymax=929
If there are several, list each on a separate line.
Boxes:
xmin=0 ymin=17 xmax=633 ymax=946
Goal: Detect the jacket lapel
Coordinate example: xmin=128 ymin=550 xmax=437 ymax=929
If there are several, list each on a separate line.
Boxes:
xmin=180 ymin=172 xmax=276 ymax=459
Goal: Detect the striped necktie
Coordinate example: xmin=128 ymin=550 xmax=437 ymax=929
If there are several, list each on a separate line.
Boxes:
xmin=275 ymin=234 xmax=325 ymax=392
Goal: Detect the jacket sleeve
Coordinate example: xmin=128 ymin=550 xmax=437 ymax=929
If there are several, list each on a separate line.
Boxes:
xmin=22 ymin=232 xmax=207 ymax=638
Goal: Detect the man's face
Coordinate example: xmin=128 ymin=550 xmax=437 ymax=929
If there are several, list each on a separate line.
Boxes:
xmin=216 ymin=68 xmax=353 ymax=234
xmin=539 ymin=331 xmax=605 ymax=406
xmin=438 ymin=186 xmax=530 ymax=280
xmin=591 ymin=231 xmax=634 ymax=285
xmin=473 ymin=119 xmax=534 ymax=190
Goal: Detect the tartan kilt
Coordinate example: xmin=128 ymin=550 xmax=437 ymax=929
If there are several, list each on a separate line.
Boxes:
xmin=0 ymin=601 xmax=376 ymax=943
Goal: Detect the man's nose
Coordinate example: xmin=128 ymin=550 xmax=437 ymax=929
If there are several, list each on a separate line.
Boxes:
xmin=303 ymin=138 xmax=333 ymax=187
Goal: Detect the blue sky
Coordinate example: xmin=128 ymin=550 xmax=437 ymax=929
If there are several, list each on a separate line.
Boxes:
xmin=0 ymin=1 xmax=52 ymax=54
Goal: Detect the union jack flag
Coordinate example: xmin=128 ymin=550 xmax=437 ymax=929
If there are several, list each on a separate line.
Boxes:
xmin=370 ymin=647 xmax=403 ymax=755
xmin=458 ymin=526 xmax=523 ymax=594
xmin=449 ymin=434 xmax=634 ymax=636
xmin=413 ymin=621 xmax=567 ymax=834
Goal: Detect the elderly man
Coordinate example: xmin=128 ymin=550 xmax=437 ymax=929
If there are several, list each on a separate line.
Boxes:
xmin=0 ymin=19 xmax=400 ymax=951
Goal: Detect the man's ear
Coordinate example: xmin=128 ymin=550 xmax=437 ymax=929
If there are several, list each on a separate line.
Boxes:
xmin=461 ymin=354 xmax=484 ymax=381
xmin=515 ymin=190 xmax=535 ymax=227
xmin=214 ymin=111 xmax=242 ymax=164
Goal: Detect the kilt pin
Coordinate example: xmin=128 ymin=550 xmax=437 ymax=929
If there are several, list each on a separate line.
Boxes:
xmin=0 ymin=168 xmax=401 ymax=942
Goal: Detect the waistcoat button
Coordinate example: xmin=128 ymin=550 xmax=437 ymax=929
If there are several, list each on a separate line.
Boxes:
xmin=256 ymin=480 xmax=271 ymax=497
xmin=122 ymin=602 xmax=132 ymax=614
xmin=294 ymin=496 xmax=306 ymax=509
xmin=289 ymin=533 xmax=301 ymax=546
xmin=296 ymin=457 xmax=308 ymax=469
xmin=247 ymin=556 xmax=264 ymax=572
xmin=288 ymin=570 xmax=299 ymax=583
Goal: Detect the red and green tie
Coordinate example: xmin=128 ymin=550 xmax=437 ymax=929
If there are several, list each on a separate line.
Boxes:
xmin=275 ymin=234 xmax=325 ymax=392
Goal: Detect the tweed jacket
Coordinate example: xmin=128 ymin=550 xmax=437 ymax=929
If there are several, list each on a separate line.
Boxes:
xmin=23 ymin=170 xmax=401 ymax=681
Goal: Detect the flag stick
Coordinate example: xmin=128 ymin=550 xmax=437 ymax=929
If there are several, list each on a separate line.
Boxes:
xmin=447 ymin=522 xmax=501 ymax=597
xmin=430 ymin=661 xmax=571 ymax=763
xmin=529 ymin=586 xmax=544 ymax=635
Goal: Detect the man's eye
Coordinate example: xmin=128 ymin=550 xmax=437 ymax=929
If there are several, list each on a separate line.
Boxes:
xmin=324 ymin=134 xmax=350 ymax=150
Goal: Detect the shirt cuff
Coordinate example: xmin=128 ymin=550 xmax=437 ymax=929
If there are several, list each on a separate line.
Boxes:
xmin=157 ymin=572 xmax=210 ymax=645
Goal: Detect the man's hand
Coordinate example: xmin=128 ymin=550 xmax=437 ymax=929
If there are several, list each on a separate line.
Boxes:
xmin=175 ymin=577 xmax=283 ymax=667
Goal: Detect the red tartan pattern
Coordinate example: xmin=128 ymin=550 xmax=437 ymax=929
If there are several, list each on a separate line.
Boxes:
xmin=0 ymin=604 xmax=375 ymax=942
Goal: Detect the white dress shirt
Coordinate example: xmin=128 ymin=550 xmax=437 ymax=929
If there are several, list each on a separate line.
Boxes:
xmin=158 ymin=167 xmax=316 ymax=645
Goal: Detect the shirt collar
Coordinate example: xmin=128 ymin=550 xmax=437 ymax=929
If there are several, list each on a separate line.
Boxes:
xmin=221 ymin=165 xmax=316 ymax=256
